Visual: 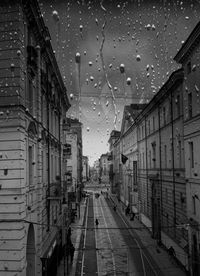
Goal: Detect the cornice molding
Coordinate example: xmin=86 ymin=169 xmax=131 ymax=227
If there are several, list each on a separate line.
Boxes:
xmin=174 ymin=22 xmax=200 ymax=64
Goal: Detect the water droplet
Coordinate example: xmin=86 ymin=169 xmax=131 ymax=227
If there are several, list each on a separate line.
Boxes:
xmin=136 ymin=55 xmax=141 ymax=61
xmin=52 ymin=10 xmax=59 ymax=22
xmin=120 ymin=64 xmax=125 ymax=73
xmin=126 ymin=77 xmax=131 ymax=85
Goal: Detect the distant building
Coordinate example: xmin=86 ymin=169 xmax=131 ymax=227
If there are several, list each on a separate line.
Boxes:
xmin=174 ymin=21 xmax=200 ymax=276
xmin=99 ymin=153 xmax=110 ymax=184
xmin=119 ymin=104 xmax=146 ymax=212
xmin=63 ymin=118 xmax=83 ymax=210
xmin=93 ymin=159 xmax=100 ymax=181
xmin=108 ymin=130 xmax=121 ymax=193
xmin=0 ymin=1 xmax=70 ymax=275
xmin=82 ymin=156 xmax=89 ymax=183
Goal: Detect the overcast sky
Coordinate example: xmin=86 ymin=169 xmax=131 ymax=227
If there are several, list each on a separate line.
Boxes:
xmin=40 ymin=0 xmax=200 ymax=165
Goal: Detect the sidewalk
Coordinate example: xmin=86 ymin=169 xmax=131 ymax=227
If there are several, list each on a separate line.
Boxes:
xmin=57 ymin=198 xmax=87 ymax=276
xmin=109 ymin=194 xmax=188 ymax=276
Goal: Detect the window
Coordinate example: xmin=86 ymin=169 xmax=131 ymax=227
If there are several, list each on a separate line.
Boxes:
xmin=51 ymin=154 xmax=53 ymax=182
xmin=178 ymin=140 xmax=182 ymax=168
xmin=189 ymin=141 xmax=194 ymax=168
xmin=41 ymin=150 xmax=44 ymax=183
xmin=27 ymin=78 xmax=33 ymax=113
xmin=46 ymin=152 xmax=48 ymax=181
xmin=142 ymin=152 xmax=145 ymax=168
xmin=152 ymin=116 xmax=155 ymax=132
xmin=164 ymin=145 xmax=167 ymax=168
xmin=66 ymin=167 xmax=72 ymax=185
xmin=152 ymin=142 xmax=156 ymax=168
xmin=165 ymin=188 xmax=168 ymax=203
xmin=188 ymin=92 xmax=192 ymax=119
xmin=163 ymin=106 xmax=166 ymax=125
xmin=138 ymin=128 xmax=140 ymax=140
xmin=133 ymin=161 xmax=137 ymax=186
xmin=180 ymin=192 xmax=185 ymax=207
xmin=176 ymin=95 xmax=180 ymax=117
xmin=28 ymin=145 xmax=33 ymax=186
xmin=55 ymin=155 xmax=57 ymax=179
xmin=192 ymin=196 xmax=196 ymax=215
xmin=148 ymin=120 xmax=150 ymax=134
xmin=166 ymin=213 xmax=169 ymax=232
xmin=149 ymin=150 xmax=151 ymax=168
xmin=63 ymin=143 xmax=72 ymax=159
xmin=187 ymin=61 xmax=191 ymax=74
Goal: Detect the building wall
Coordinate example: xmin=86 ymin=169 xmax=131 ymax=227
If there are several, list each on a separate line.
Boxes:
xmin=180 ymin=36 xmax=200 ymax=275
xmin=0 ymin=1 xmax=70 ymax=275
xmin=112 ymin=69 xmax=188 ymax=270
xmin=0 ymin=3 xmax=26 ymax=273
xmin=64 ymin=133 xmax=78 ymax=192
xmin=82 ymin=156 xmax=89 ymax=183
xmin=121 ymin=125 xmax=138 ymax=212
xmin=100 ymin=154 xmax=109 ymax=183
xmin=113 ymin=139 xmax=121 ymax=197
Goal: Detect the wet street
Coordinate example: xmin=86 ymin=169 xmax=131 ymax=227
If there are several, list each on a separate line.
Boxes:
xmin=75 ymin=184 xmax=164 ymax=276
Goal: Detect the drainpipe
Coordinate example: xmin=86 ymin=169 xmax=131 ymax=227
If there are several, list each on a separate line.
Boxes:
xmin=170 ymin=91 xmax=176 ymax=237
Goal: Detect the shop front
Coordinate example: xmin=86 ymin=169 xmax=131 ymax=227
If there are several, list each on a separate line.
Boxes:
xmin=41 ymin=231 xmax=62 ymax=276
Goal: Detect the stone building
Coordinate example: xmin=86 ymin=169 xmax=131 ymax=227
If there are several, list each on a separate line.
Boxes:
xmin=112 ymin=136 xmax=121 ymax=198
xmin=174 ymin=20 xmax=200 ymax=276
xmin=137 ymin=69 xmax=188 ymax=269
xmin=63 ymin=118 xmax=83 ymax=217
xmin=119 ymin=104 xmax=146 ymax=213
xmin=0 ymin=1 xmax=70 ymax=275
xmin=109 ymin=70 xmax=189 ymax=271
xmin=82 ymin=156 xmax=89 ymax=183
xmin=99 ymin=153 xmax=110 ymax=184
xmin=108 ymin=130 xmax=121 ymax=194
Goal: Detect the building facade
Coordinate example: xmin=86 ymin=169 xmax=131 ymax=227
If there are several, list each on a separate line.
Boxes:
xmin=0 ymin=1 xmax=70 ymax=275
xmin=108 ymin=130 xmax=121 ymax=194
xmin=109 ymin=71 xmax=189 ymax=271
xmin=119 ymin=104 xmax=146 ymax=213
xmin=137 ymin=69 xmax=188 ymax=269
xmin=63 ymin=118 xmax=83 ymax=218
xmin=99 ymin=153 xmax=110 ymax=184
xmin=82 ymin=156 xmax=89 ymax=184
xmin=174 ymin=21 xmax=200 ymax=276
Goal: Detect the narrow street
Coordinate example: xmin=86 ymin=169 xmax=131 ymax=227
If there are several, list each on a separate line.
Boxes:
xmin=75 ymin=183 xmax=164 ymax=276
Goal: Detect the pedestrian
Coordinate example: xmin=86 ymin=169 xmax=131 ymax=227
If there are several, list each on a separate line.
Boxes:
xmin=70 ymin=243 xmax=75 ymax=263
xmin=130 ymin=212 xmax=135 ymax=221
xmin=168 ymin=246 xmax=176 ymax=257
xmin=125 ymin=204 xmax=130 ymax=216
xmin=95 ymin=218 xmax=99 ymax=227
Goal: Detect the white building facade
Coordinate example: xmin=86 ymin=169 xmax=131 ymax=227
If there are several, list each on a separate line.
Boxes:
xmin=0 ymin=1 xmax=70 ymax=275
xmin=174 ymin=21 xmax=200 ymax=276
